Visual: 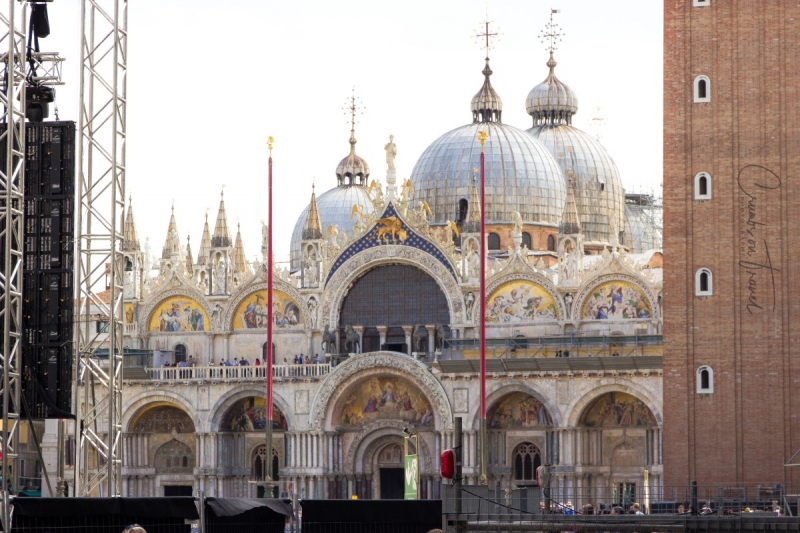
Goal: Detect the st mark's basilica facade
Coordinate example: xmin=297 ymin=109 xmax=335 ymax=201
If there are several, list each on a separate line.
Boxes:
xmin=106 ymin=46 xmax=664 ymax=504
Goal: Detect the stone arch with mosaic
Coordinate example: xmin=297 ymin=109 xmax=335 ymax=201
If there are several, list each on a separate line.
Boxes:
xmin=145 ymin=292 xmax=212 ymax=333
xmin=575 ymin=275 xmax=658 ymax=321
xmin=484 ymin=276 xmax=563 ymax=323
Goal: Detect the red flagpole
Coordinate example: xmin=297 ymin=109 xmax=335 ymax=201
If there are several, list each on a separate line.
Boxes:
xmin=266 ymin=137 xmax=274 ymax=486
xmin=478 ymin=130 xmax=488 ymax=484
xmin=479 ymin=137 xmax=487 ymax=418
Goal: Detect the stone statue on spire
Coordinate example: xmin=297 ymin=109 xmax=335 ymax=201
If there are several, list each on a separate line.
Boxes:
xmin=384 ymin=134 xmax=397 ymax=172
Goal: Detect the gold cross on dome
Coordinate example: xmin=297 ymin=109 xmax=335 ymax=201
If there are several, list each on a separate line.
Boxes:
xmin=474 ymin=18 xmax=500 ymax=57
xmin=539 ymin=8 xmax=564 ymax=54
xmin=344 ymin=86 xmax=364 ymax=133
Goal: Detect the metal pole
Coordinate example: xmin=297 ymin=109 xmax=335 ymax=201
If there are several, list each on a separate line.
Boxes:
xmin=454 ymin=417 xmax=463 ymax=533
xmin=0 ymin=0 xmax=26 ymax=521
xmin=478 ymin=130 xmax=488 ymax=485
xmin=76 ymin=0 xmax=127 ymax=496
xmin=265 ymin=137 xmax=274 ymax=495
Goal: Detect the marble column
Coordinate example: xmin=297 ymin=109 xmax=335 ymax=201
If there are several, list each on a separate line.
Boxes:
xmin=376 ymin=326 xmax=387 ymax=350
xmin=352 ymin=325 xmax=364 ymax=354
xmin=425 ymin=324 xmax=436 ymax=355
xmin=402 ymin=325 xmax=414 ymax=355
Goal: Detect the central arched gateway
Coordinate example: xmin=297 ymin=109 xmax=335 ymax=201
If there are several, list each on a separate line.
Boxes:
xmin=339 ymin=264 xmax=450 ymax=352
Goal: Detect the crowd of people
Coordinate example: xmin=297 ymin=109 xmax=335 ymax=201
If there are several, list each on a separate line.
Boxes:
xmin=161 ymin=353 xmax=326 ymax=368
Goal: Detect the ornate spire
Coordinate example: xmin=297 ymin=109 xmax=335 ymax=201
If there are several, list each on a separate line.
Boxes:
xmin=347 ymin=87 xmax=358 ymax=156
xmin=471 ymin=18 xmax=503 ymax=123
xmin=527 ymin=10 xmax=578 ymax=125
xmin=185 ymin=234 xmax=194 ymax=276
xmin=560 ymin=174 xmax=582 ymax=235
xmin=198 ymin=211 xmax=212 ymax=265
xmin=471 ymin=59 xmax=503 ymax=123
xmin=212 ymin=189 xmax=232 ymax=247
xmin=303 ymin=183 xmax=324 ymax=240
xmin=336 ymin=89 xmax=370 ymax=186
xmin=161 ymin=203 xmax=182 ymax=260
xmin=122 ymin=196 xmax=140 ymax=252
xmin=462 ymin=171 xmax=483 ymax=233
xmin=233 ymin=222 xmax=248 ymax=274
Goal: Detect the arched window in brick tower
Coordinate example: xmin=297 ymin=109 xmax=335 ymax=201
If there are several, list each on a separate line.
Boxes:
xmin=694 ymin=75 xmax=711 ymax=102
xmin=695 ymin=268 xmax=713 ymax=296
xmin=694 ymin=172 xmax=711 ymax=200
xmin=696 ymin=365 xmax=714 ymax=394
xmin=546 ymin=234 xmax=555 ymax=251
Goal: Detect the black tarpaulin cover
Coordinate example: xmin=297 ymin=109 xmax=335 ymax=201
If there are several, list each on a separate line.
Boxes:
xmin=300 ymin=500 xmax=442 ymax=533
xmin=12 ymin=497 xmax=199 ymax=518
xmin=10 ymin=497 xmax=199 ymax=533
xmin=204 ymin=497 xmax=293 ymax=518
xmin=204 ymin=498 xmax=292 ymax=533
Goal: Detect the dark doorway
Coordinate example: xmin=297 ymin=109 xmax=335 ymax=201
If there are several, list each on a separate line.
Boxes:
xmin=379 ymin=468 xmax=404 ymax=500
xmin=383 ymin=343 xmax=407 ymax=353
xmin=363 ymin=327 xmax=380 ymax=353
xmin=174 ymin=344 xmax=187 ymax=363
xmin=383 ymin=326 xmax=407 ymax=354
xmin=164 ymin=485 xmax=193 ymax=497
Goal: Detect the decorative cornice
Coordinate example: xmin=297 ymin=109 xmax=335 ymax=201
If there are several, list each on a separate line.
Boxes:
xmin=326 ymin=203 xmax=457 ymax=284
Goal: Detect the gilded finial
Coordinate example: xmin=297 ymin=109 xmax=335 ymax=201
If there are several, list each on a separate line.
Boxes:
xmin=267 ymin=136 xmax=274 ymax=155
xmin=477 ymin=130 xmax=489 ymax=150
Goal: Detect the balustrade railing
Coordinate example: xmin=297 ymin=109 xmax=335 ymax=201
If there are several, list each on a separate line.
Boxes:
xmin=145 ymin=364 xmax=331 ymax=381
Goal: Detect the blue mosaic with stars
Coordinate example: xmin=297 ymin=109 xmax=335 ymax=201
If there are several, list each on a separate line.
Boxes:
xmin=325 ymin=203 xmax=458 ymax=284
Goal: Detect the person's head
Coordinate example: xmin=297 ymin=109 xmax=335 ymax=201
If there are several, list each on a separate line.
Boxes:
xmin=678 ymin=504 xmax=685 ymax=513
xmin=123 ymin=525 xmax=147 ymax=533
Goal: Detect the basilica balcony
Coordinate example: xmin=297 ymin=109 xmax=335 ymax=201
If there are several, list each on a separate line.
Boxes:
xmin=138 ymin=363 xmax=332 ymax=382
xmin=440 ymin=334 xmax=663 ymax=361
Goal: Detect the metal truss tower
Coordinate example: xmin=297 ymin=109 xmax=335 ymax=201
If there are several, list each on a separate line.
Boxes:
xmin=75 ymin=0 xmax=127 ymax=497
xmin=0 ymin=0 xmax=27 ymax=523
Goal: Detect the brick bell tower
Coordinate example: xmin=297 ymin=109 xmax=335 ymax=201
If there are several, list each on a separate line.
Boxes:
xmin=663 ymin=0 xmax=800 ymax=488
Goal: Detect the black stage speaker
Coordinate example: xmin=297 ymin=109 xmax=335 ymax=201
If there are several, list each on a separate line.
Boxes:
xmin=1 ymin=121 xmax=76 ymax=418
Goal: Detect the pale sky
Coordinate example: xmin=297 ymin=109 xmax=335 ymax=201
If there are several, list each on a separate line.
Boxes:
xmin=42 ymin=0 xmax=663 ymax=265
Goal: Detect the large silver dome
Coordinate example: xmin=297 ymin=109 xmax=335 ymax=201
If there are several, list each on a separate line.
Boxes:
xmin=525 ymin=53 xmax=625 ymax=245
xmin=290 ymin=185 xmax=374 ymax=270
xmin=528 ymin=124 xmax=626 ymax=245
xmin=625 ymin=194 xmax=663 ymax=252
xmin=410 ymin=122 xmax=566 ymax=226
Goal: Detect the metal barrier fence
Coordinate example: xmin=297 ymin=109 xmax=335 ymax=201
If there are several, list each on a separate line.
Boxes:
xmin=443 ymin=483 xmax=798 ymax=517
xmin=441 ymin=485 xmax=800 ymax=533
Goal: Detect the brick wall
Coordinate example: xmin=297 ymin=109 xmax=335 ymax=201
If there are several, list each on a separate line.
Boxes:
xmin=663 ymin=0 xmax=800 ymax=487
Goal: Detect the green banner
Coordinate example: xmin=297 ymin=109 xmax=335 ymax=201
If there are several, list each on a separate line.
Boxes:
xmin=404 ymin=454 xmax=418 ymax=500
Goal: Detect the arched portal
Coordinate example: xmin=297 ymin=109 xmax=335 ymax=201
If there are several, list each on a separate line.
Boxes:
xmin=512 ymin=442 xmax=541 ymax=483
xmin=252 ymin=444 xmax=280 ymax=498
xmin=339 ymin=264 xmax=450 ymax=352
